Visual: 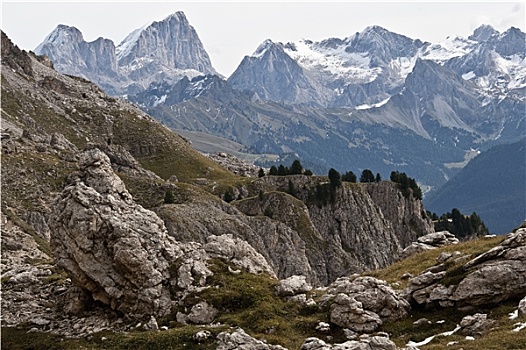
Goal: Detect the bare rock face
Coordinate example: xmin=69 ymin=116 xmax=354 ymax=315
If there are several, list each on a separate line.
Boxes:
xmin=49 ymin=148 xmax=181 ymax=318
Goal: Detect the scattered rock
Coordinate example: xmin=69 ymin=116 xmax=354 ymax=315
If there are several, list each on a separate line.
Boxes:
xmin=144 ymin=316 xmax=159 ymax=331
xmin=276 ymin=275 xmax=312 ymax=296
xmin=187 ymin=301 xmax=218 ymax=325
xmin=413 ymin=318 xmax=432 ymax=327
xmin=216 ymin=328 xmax=287 ymax=350
xmin=315 ymin=322 xmax=331 ymax=332
xmin=459 ymin=313 xmax=495 ymax=336
xmin=300 ymin=335 xmax=397 ymax=350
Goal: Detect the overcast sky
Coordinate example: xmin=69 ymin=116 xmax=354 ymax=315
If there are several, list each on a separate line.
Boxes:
xmin=2 ymin=1 xmax=524 ymax=77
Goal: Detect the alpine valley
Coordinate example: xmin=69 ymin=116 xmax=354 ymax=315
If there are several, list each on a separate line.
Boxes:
xmin=1 ymin=9 xmax=526 ymax=350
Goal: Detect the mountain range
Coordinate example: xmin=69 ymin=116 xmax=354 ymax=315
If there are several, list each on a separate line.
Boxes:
xmin=2 ymin=16 xmax=526 ymax=350
xmin=34 ymin=12 xmax=526 ymax=232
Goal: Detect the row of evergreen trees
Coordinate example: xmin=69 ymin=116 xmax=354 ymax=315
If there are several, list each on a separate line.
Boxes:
xmin=428 ymin=208 xmax=489 ymax=239
xmin=261 ymin=160 xmax=384 ymax=184
xmin=260 ymin=160 xmax=313 ymax=177
xmin=262 ymin=161 xmax=420 ymax=192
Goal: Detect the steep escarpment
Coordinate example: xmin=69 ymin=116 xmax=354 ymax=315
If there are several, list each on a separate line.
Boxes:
xmin=236 ymin=176 xmax=433 ymax=273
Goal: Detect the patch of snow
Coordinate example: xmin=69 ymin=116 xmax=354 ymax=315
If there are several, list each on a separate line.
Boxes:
xmin=462 ymin=71 xmax=476 ymax=80
xmin=513 ymin=322 xmax=526 ymax=332
xmin=509 ymin=310 xmax=519 ymax=320
xmin=355 ymin=97 xmax=391 ymax=110
xmin=389 ymin=55 xmax=418 ymax=80
xmin=447 ymin=341 xmax=459 ymax=346
xmin=465 ymin=336 xmax=475 ymax=341
xmin=406 ymin=325 xmax=461 ymax=348
xmin=421 ymin=35 xmax=476 ymax=64
xmin=116 ymin=23 xmax=149 ymax=61
xmin=152 ymin=95 xmax=167 ymax=107
xmin=284 ymin=39 xmax=380 ymax=84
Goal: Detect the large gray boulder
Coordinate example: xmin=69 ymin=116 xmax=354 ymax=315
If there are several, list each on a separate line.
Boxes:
xmin=49 ymin=148 xmax=181 ymax=318
xmin=276 ymin=275 xmax=312 ymax=296
xmin=329 ymin=293 xmax=383 ymax=333
xmin=324 ymin=276 xmax=409 ymax=333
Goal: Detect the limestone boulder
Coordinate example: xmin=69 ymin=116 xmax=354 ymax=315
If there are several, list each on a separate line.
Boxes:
xmin=216 ymin=328 xmax=287 ymax=350
xmin=204 ymin=234 xmax=276 ymax=277
xmin=404 ymin=228 xmax=526 ymax=308
xmin=417 ymin=231 xmax=459 ymax=246
xmin=49 ymin=148 xmax=181 ymax=318
xmin=459 ymin=313 xmax=495 ymax=336
xmin=329 ymin=293 xmax=382 ymax=333
xmin=276 ymin=275 xmax=312 ymax=296
xmin=327 ymin=276 xmax=410 ymax=324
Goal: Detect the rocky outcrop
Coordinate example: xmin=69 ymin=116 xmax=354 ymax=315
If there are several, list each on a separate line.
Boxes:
xmin=451 ymin=229 xmax=526 ymax=306
xmin=399 ymin=231 xmax=459 ymax=259
xmin=48 ymin=148 xmax=278 ymax=321
xmin=236 ymin=176 xmax=433 ymax=283
xmin=49 ymin=148 xmax=181 ymax=318
xmin=1 ymin=31 xmax=33 ymax=77
xmin=321 ymin=276 xmax=409 ymax=333
xmin=404 ymin=229 xmax=526 ymax=308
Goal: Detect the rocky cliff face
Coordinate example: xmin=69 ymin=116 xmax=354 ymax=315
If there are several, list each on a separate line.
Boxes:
xmin=34 ymin=12 xmax=216 ymax=95
xmin=117 ymin=12 xmax=217 ymax=78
